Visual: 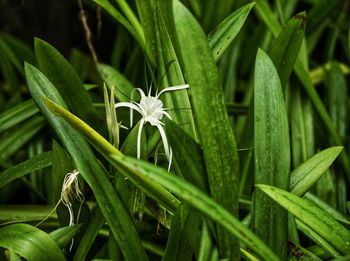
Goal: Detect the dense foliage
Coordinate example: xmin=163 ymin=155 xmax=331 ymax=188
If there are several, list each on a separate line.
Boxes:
xmin=1 ymin=0 xmax=350 ymax=260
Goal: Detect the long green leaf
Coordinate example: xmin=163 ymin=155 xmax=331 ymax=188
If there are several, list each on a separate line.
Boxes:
xmin=0 ymin=116 xmax=45 ymax=161
xmin=0 ymin=151 xmax=52 ymax=188
xmin=269 ymin=11 xmax=306 ymax=87
xmin=49 ymin=225 xmax=81 ymax=249
xmin=290 ymin=146 xmax=343 ymax=196
xmin=0 ymin=223 xmax=65 ymax=261
xmin=257 ymin=184 xmax=350 ymax=255
xmin=34 ymin=38 xmax=98 ymax=128
xmin=208 ymin=2 xmax=255 ymax=62
xmin=174 ymin=2 xmax=240 ymax=259
xmin=253 ymin=48 xmax=290 ymax=258
xmin=0 ymin=99 xmax=39 ymax=134
xmin=24 ymin=63 xmax=148 ymax=261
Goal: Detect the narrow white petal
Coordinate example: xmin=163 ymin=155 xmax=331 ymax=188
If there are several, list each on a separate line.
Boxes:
xmin=137 ymin=119 xmax=145 ymax=160
xmin=156 ymin=124 xmax=171 ymax=163
xmin=162 ymin=111 xmax=172 ymax=120
xmin=115 ymin=102 xmax=142 ymax=127
xmin=157 ymin=84 xmax=190 ymax=97
xmin=167 ymin=148 xmax=173 ymax=172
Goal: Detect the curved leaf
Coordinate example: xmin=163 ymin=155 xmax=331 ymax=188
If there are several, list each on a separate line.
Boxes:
xmin=0 ymin=223 xmax=65 ymax=261
xmin=290 ymin=146 xmax=343 ymax=196
xmin=253 ymin=48 xmax=290 ymax=257
xmin=174 ymin=2 xmax=240 ymax=258
xmin=208 ymin=2 xmax=255 ymax=62
xmin=257 ymin=184 xmax=350 ymax=255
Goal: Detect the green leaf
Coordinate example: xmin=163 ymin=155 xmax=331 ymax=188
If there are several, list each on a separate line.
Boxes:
xmin=34 ymin=38 xmax=98 ymax=128
xmin=0 ymin=116 xmax=45 ymax=161
xmin=290 ymin=146 xmax=343 ymax=196
xmin=0 ymin=223 xmax=65 ymax=261
xmin=269 ymin=11 xmax=306 ymax=88
xmin=0 ymin=151 xmax=52 ymax=188
xmin=49 ymin=225 xmax=81 ymax=249
xmin=97 ymin=64 xmax=135 ymax=102
xmin=208 ymin=2 xmax=255 ymax=62
xmin=174 ymin=2 xmax=240 ymax=259
xmin=287 ymin=241 xmax=322 ymax=261
xmin=165 ymin=119 xmax=207 ymax=192
xmin=43 ymin=96 xmax=278 ymax=261
xmin=0 ymin=99 xmax=39 ymax=134
xmin=162 ymin=204 xmax=201 ymax=261
xmin=257 ymin=184 xmax=350 ymax=255
xmin=24 ymin=63 xmax=148 ymax=261
xmin=73 ymin=207 xmax=105 ymax=261
xmin=253 ymin=48 xmax=290 ymax=258
xmin=327 ymin=62 xmax=348 ymax=142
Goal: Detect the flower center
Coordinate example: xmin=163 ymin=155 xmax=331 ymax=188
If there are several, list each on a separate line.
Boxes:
xmin=139 ymin=96 xmax=164 ymax=125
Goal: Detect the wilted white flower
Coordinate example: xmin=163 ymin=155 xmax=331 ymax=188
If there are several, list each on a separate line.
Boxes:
xmin=115 ymin=84 xmax=189 ymax=170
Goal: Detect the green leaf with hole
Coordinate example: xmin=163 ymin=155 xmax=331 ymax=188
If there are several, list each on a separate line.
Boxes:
xmin=0 ymin=223 xmax=65 ymax=261
xmin=257 ymin=184 xmax=350 ymax=255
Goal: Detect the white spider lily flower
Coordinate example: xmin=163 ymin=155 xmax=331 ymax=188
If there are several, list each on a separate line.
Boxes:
xmin=115 ymin=84 xmax=189 ymax=170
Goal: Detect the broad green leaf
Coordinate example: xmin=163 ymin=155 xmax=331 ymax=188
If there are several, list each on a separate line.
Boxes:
xmin=164 ymin=119 xmax=207 ymax=192
xmin=0 ymin=151 xmax=52 ymax=188
xmin=25 ymin=63 xmax=148 ymax=261
xmin=257 ymin=184 xmax=350 ymax=255
xmin=0 ymin=99 xmax=39 ymax=134
xmin=49 ymin=225 xmax=81 ymax=249
xmin=253 ymin=48 xmax=290 ymax=258
xmin=269 ymin=11 xmax=306 ymax=88
xmin=208 ymin=2 xmax=255 ymax=62
xmin=43 ymin=96 xmax=279 ymax=261
xmin=290 ymin=146 xmax=343 ymax=196
xmin=0 ymin=116 xmax=45 ymax=161
xmin=34 ymin=38 xmax=98 ymax=128
xmin=97 ymin=63 xmax=135 ymax=102
xmin=174 ymin=2 xmax=239 ymax=259
xmin=0 ymin=223 xmax=65 ymax=261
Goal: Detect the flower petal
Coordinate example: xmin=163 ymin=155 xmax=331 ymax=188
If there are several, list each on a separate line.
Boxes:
xmin=115 ymin=102 xmax=143 ymax=127
xmin=156 ymin=124 xmax=171 ymax=164
xmin=157 ymin=84 xmax=190 ymax=98
xmin=137 ymin=119 xmax=145 ymax=160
